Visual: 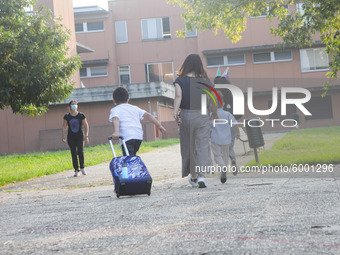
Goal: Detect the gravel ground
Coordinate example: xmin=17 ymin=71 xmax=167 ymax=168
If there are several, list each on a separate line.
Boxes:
xmin=1 ymin=132 xmax=339 ymax=254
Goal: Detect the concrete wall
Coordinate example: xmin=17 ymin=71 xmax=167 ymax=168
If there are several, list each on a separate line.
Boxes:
xmin=161 ymin=121 xmax=180 ymax=140
xmin=0 ymin=105 xmax=67 ymax=154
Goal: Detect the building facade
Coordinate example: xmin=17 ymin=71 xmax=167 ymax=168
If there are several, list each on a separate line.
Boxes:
xmin=76 ymin=0 xmax=340 ymax=130
xmin=1 ymin=0 xmax=339 ymax=154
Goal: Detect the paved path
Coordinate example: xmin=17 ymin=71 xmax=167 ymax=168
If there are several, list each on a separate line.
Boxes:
xmin=1 ymin=132 xmax=340 ymax=254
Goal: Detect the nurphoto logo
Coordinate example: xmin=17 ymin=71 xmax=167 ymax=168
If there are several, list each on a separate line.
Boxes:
xmin=200 ymin=83 xmax=312 ymax=128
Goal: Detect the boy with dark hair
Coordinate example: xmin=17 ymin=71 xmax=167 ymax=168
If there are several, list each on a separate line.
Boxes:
xmin=109 ymin=87 xmax=166 ymax=156
xmin=112 ymin=87 xmax=129 ymax=104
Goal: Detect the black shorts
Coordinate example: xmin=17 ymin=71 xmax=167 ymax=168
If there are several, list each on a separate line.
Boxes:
xmin=122 ymin=139 xmax=142 ymax=156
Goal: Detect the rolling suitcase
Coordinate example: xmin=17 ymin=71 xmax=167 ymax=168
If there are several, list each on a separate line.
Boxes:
xmin=108 ymin=136 xmax=152 ymax=198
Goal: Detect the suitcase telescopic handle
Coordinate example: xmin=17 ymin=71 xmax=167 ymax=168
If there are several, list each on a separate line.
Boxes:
xmin=108 ymin=136 xmax=130 ymax=157
xmin=119 ymin=137 xmax=130 ymax=156
xmin=108 ymin=136 xmax=117 ymax=158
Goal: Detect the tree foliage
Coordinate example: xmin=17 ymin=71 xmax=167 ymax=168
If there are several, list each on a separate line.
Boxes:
xmin=168 ymin=0 xmax=340 ymax=80
xmin=0 ymin=0 xmax=81 ymax=116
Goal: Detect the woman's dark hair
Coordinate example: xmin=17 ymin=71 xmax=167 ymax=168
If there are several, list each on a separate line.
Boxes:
xmin=68 ymin=100 xmax=78 ymax=107
xmin=113 ymin=87 xmax=129 ymax=104
xmin=177 ymin=54 xmax=207 ymax=78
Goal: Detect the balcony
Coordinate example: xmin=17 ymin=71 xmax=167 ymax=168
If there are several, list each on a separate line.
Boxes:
xmin=58 ymin=82 xmax=175 ymax=105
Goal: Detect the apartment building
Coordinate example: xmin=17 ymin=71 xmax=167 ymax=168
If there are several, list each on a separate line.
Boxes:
xmin=1 ymin=0 xmax=339 ymax=154
xmin=76 ymin=0 xmax=340 ymax=130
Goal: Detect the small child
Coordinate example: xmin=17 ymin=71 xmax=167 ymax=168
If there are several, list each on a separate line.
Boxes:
xmin=214 ymin=76 xmax=241 ymax=175
xmin=109 ymin=87 xmax=166 ymax=156
xmin=211 ymin=91 xmax=240 ymax=183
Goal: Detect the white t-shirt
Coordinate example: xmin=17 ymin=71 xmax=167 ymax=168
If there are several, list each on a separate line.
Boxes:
xmin=211 ymin=108 xmax=237 ymax=145
xmin=109 ymin=103 xmax=146 ymax=141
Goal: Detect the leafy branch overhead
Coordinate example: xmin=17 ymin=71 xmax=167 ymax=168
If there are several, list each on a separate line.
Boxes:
xmin=168 ymin=0 xmax=340 ymax=80
xmin=0 ymin=0 xmax=81 ymax=116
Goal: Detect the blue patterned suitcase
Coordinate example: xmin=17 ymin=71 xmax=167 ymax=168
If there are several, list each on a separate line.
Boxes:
xmin=108 ymin=137 xmax=152 ymax=198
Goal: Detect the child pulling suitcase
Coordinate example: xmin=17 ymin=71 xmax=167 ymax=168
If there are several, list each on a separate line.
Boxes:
xmin=108 ymin=136 xmax=152 ymax=198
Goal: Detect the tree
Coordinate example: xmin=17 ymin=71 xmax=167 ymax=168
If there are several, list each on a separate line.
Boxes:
xmin=0 ymin=0 xmax=81 ymax=116
xmin=168 ymin=0 xmax=340 ymax=81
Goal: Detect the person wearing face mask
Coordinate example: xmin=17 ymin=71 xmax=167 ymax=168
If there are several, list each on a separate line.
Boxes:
xmin=62 ymin=100 xmax=90 ymax=177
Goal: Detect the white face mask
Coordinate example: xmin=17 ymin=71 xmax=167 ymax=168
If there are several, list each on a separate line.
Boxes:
xmin=71 ymin=104 xmax=78 ymax=111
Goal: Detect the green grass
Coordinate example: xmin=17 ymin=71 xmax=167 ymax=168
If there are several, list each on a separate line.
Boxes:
xmin=247 ymin=126 xmax=340 ymax=166
xmin=0 ymin=139 xmax=179 ymax=187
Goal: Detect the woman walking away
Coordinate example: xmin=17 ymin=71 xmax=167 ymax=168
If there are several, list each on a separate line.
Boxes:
xmin=173 ymin=54 xmax=217 ymax=188
xmin=62 ymin=100 xmax=90 ymax=177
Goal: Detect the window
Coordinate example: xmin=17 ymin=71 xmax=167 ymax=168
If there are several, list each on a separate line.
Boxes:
xmin=145 ymin=62 xmax=173 ymax=83
xmin=115 ymin=21 xmax=128 ymax=43
xmin=300 ymin=48 xmax=329 ymax=72
xmin=274 ymin=50 xmax=292 ymax=61
xmin=250 ymin=8 xmax=268 ymax=18
xmin=80 ymin=66 xmax=107 ymax=78
xmin=206 ymin=54 xmax=245 ymax=67
xmin=162 ymin=17 xmax=170 ymax=38
xmin=87 ymin=21 xmax=104 ymax=31
xmin=250 ymin=4 xmax=288 ymax=18
xmin=119 ymin=66 xmax=130 ymax=84
xmin=296 ymin=3 xmax=305 ymax=16
xmin=75 ymin=21 xmax=104 ymax=33
xmin=227 ymin=55 xmax=245 ymax=65
xmin=296 ymin=3 xmax=318 ymax=24
xmin=186 ymin=29 xmax=197 ymax=37
xmin=254 ymin=53 xmax=271 ymax=63
xmin=253 ymin=50 xmax=292 ymax=63
xmin=75 ymin=23 xmax=84 ymax=32
xmin=141 ymin=17 xmax=171 ymax=40
xmin=79 ymin=68 xmax=87 ymax=77
xmin=186 ymin=26 xmax=197 ymax=37
xmin=207 ymin=56 xmax=223 ymax=67
xmin=304 ymin=96 xmax=333 ymax=120
xmin=90 ymin=66 xmax=107 ymax=76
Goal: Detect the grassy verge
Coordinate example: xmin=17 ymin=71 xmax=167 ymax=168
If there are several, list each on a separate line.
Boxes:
xmin=247 ymin=126 xmax=340 ymax=166
xmin=0 ymin=139 xmax=179 ymax=187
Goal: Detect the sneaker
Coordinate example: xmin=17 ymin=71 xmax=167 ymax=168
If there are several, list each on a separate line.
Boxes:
xmin=188 ymin=176 xmax=199 ymax=188
xmin=74 ymin=170 xmax=80 ymax=177
xmin=220 ymin=171 xmax=227 ymax=184
xmin=232 ymin=161 xmax=238 ymax=176
xmin=197 ymin=177 xmax=207 ymax=188
xmin=81 ymin=169 xmax=87 ymax=175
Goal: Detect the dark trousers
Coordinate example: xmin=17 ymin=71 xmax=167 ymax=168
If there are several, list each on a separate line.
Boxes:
xmin=122 ymin=139 xmax=142 ymax=156
xmin=67 ymin=135 xmax=84 ymax=171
